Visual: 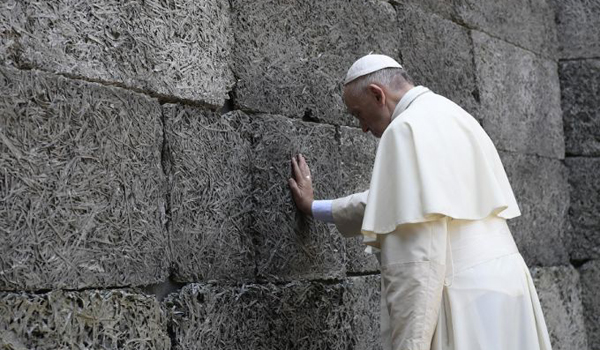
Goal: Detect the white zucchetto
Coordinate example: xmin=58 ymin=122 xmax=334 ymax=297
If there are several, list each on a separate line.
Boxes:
xmin=344 ymin=54 xmax=403 ymax=85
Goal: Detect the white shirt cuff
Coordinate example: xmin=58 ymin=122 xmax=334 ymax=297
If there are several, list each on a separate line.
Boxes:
xmin=311 ymin=200 xmax=335 ymax=223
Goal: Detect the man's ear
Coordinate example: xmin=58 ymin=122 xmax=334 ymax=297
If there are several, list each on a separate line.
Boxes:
xmin=367 ymin=84 xmax=386 ymax=106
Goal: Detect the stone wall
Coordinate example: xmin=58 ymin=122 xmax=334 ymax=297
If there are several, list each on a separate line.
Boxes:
xmin=0 ymin=0 xmax=597 ymax=349
xmin=552 ymin=0 xmax=600 ymax=349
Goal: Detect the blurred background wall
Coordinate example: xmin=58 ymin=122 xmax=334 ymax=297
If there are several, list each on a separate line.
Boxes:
xmin=0 ymin=0 xmax=598 ymax=349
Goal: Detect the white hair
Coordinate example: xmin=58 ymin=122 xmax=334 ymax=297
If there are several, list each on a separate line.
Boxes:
xmin=344 ymin=67 xmax=413 ymax=97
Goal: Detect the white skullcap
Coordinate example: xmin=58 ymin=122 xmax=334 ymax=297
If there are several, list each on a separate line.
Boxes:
xmin=344 ymin=54 xmax=403 ymax=85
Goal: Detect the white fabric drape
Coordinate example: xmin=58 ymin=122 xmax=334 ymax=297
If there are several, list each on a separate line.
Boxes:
xmin=374 ymin=215 xmax=552 ymax=350
xmin=361 ymin=87 xmax=520 ymax=248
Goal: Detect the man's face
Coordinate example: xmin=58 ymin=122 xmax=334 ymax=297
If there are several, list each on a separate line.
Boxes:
xmin=343 ymin=85 xmax=391 ymax=138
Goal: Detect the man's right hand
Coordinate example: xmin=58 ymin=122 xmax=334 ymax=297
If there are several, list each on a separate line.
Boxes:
xmin=288 ymin=154 xmax=314 ymax=216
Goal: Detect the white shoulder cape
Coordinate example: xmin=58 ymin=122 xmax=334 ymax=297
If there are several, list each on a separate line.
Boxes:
xmin=361 ymin=87 xmax=520 ymax=246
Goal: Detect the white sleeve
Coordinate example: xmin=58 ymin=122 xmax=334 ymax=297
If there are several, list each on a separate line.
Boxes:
xmin=378 ymin=217 xmax=448 ymax=350
xmin=311 ymin=200 xmax=334 ymax=223
xmin=331 ymin=190 xmax=369 ymax=238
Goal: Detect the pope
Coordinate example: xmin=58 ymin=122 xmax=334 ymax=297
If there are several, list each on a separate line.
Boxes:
xmin=288 ymin=54 xmax=553 ymax=350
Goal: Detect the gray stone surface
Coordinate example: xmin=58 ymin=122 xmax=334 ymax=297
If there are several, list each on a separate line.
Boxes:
xmin=474 ymin=31 xmax=565 ymax=159
xmin=0 ymin=67 xmax=168 ymax=290
xmin=0 ymin=289 xmax=170 ymax=349
xmin=166 ymin=275 xmax=381 ymax=350
xmin=566 ymin=157 xmax=600 ymax=261
xmin=397 ymin=3 xmax=480 ymax=117
xmin=164 ymin=108 xmax=255 ymax=283
xmin=338 ymin=127 xmax=379 ymax=274
xmin=390 ymin=0 xmax=456 ymax=20
xmin=343 ymin=275 xmax=382 ymax=350
xmin=579 ymin=260 xmax=600 ymax=350
xmin=560 ymin=59 xmax=600 ymax=157
xmin=499 ymin=152 xmax=570 ymax=267
xmin=454 ymin=0 xmax=558 ymax=59
xmin=551 ymin=0 xmax=600 ymax=59
xmin=251 ymin=115 xmax=345 ymax=281
xmin=231 ymin=0 xmax=399 ymax=126
xmin=531 ymin=265 xmax=589 ymax=350
xmin=0 ymin=0 xmax=233 ymax=106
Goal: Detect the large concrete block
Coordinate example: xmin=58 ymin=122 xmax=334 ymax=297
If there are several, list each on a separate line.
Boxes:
xmin=560 ymin=59 xmax=600 ymax=157
xmin=566 ymin=157 xmax=600 ymax=261
xmin=397 ymin=3 xmax=479 ymax=117
xmin=474 ymin=31 xmax=565 ymax=159
xmin=339 ymin=126 xmax=379 ymax=274
xmin=165 ymin=283 xmax=272 ymax=350
xmin=0 ymin=67 xmax=168 ymax=290
xmin=250 ymin=115 xmax=345 ymax=281
xmin=166 ymin=276 xmax=381 ymax=350
xmin=531 ymin=265 xmax=589 ymax=350
xmin=551 ymin=0 xmax=600 ymax=59
xmin=579 ymin=260 xmax=600 ymax=350
xmin=499 ymin=152 xmax=570 ymax=267
xmin=0 ymin=0 xmax=233 ymax=106
xmin=164 ymin=107 xmax=255 ymax=282
xmin=343 ymin=275 xmax=382 ymax=350
xmin=454 ymin=0 xmax=558 ymax=59
xmin=0 ymin=289 xmax=170 ymax=349
xmin=232 ymin=0 xmax=399 ymax=126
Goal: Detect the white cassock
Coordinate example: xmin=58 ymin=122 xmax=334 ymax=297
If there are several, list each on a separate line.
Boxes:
xmin=312 ymin=86 xmax=553 ymax=350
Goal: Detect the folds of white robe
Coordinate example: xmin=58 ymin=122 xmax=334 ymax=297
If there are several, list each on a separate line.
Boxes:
xmin=373 ymin=214 xmax=552 ymax=350
xmin=361 ymin=87 xmax=521 ymax=248
xmin=378 ymin=218 xmax=447 ymax=350
xmin=430 ymin=215 xmax=553 ymax=350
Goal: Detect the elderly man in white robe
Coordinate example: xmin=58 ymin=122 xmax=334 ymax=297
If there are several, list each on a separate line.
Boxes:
xmin=288 ymin=54 xmax=553 ymax=350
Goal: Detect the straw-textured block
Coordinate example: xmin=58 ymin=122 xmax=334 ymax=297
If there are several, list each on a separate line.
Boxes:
xmin=0 ymin=66 xmax=168 ymax=290
xmin=0 ymin=289 xmax=170 ymax=349
xmin=551 ymin=0 xmax=600 ymax=59
xmin=250 ymin=115 xmax=345 ymax=281
xmin=164 ymin=107 xmax=255 ymax=282
xmin=499 ymin=152 xmax=570 ymax=267
xmin=0 ymin=0 xmax=233 ymax=106
xmin=474 ymin=31 xmax=565 ymax=159
xmin=232 ymin=0 xmax=399 ymax=126
xmin=560 ymin=59 xmax=600 ymax=157
xmin=579 ymin=260 xmax=600 ymax=350
xmin=455 ymin=0 xmax=558 ymax=59
xmin=566 ymin=157 xmax=600 ymax=261
xmin=531 ymin=265 xmax=589 ymax=350
xmin=397 ymin=3 xmax=479 ymax=117
xmin=166 ymin=276 xmax=381 ymax=350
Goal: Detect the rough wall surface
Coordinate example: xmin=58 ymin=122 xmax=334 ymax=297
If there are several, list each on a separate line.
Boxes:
xmin=555 ymin=0 xmax=600 ymax=346
xmin=0 ymin=66 xmax=168 ymax=291
xmin=551 ymin=0 xmax=600 ymax=59
xmin=0 ymin=0 xmax=597 ymax=349
xmin=0 ymin=0 xmax=234 ymax=106
xmin=531 ymin=266 xmax=589 ymax=350
xmin=396 ymin=3 xmax=479 ymax=117
xmin=232 ymin=0 xmax=399 ymax=126
xmin=560 ymin=60 xmax=600 ymax=157
xmin=473 ymin=31 xmax=565 ymax=159
xmin=579 ymin=261 xmax=600 ymax=350
xmin=500 ymin=151 xmax=570 ymax=266
xmin=164 ymin=108 xmax=255 ymax=282
xmin=0 ymin=289 xmax=170 ymax=349
xmin=165 ymin=276 xmax=381 ymax=350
